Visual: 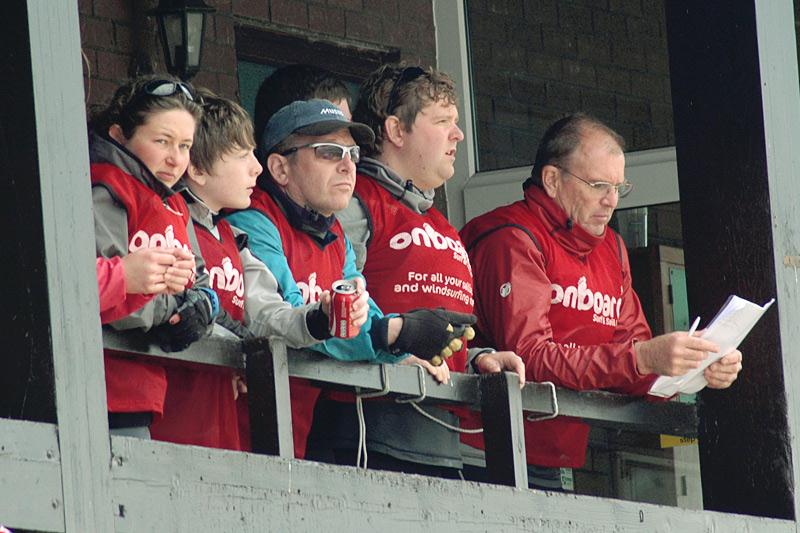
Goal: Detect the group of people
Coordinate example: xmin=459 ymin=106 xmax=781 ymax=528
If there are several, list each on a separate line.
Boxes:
xmin=92 ymin=62 xmax=743 ymax=490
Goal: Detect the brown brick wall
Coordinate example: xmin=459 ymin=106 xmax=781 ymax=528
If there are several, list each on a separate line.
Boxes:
xmin=467 ymin=0 xmax=675 ymax=171
xmin=80 ymin=0 xmax=435 ymax=115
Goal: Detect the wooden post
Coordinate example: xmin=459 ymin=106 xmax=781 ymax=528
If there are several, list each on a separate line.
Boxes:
xmin=665 ymin=0 xmax=800 ymax=519
xmin=480 ymin=372 xmax=527 ymax=489
xmin=244 ymin=338 xmax=294 ymax=458
xmin=0 ymin=1 xmax=117 ymax=530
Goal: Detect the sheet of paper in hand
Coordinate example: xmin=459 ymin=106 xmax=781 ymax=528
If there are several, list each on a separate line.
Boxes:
xmin=648 ymin=295 xmax=774 ymax=398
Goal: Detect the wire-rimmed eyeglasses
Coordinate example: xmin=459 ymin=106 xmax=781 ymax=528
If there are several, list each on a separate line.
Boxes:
xmin=556 ymin=166 xmax=633 ymax=198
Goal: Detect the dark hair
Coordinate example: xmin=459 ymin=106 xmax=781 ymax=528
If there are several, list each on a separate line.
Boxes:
xmin=523 ymin=113 xmax=626 ymax=190
xmin=253 ymin=64 xmax=350 ymax=149
xmin=353 ymin=63 xmax=458 ymax=157
xmin=89 ymin=74 xmax=202 ymax=140
xmin=191 ymin=87 xmax=255 ymax=174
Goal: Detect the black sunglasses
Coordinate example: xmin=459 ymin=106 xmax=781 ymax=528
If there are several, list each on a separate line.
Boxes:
xmin=385 ymin=66 xmax=426 ymax=115
xmin=140 ymin=79 xmax=197 ymax=102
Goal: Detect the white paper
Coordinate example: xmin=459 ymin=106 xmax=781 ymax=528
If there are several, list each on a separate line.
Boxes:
xmin=648 ymin=295 xmax=774 ymax=397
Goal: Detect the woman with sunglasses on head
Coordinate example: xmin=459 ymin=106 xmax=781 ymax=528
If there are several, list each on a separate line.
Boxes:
xmin=90 ymin=74 xmax=220 ymax=438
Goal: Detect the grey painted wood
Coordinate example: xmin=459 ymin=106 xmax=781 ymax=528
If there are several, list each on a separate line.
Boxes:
xmin=106 ymin=435 xmax=795 ymax=532
xmin=533 ymin=387 xmax=698 ymax=437
xmin=0 ymin=419 xmax=64 ymax=532
xmin=481 ymin=372 xmax=527 ymax=489
xmin=27 ymin=1 xmax=114 ymax=531
xmin=103 ymin=328 xmax=246 ymax=369
xmin=243 ymin=338 xmax=293 ymax=458
xmin=753 ymin=0 xmax=800 ymax=525
xmin=102 ymin=333 xmax=698 ymax=436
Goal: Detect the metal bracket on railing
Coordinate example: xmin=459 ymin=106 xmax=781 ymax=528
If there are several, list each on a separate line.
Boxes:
xmin=356 ymin=364 xmax=390 ymax=399
xmin=526 ymin=381 xmax=559 ymax=422
xmin=396 ymin=364 xmax=427 ymax=404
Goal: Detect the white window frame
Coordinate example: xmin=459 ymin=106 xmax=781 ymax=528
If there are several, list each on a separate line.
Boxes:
xmin=432 ymin=0 xmax=680 ymax=229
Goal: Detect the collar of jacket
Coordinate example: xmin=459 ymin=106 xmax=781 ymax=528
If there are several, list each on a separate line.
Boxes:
xmin=524 ymin=185 xmax=605 ymax=257
xmin=357 ymin=157 xmax=435 ymax=214
xmin=181 ymin=187 xmax=219 ymax=231
xmin=88 ymin=131 xmax=181 ymax=201
xmin=256 ymin=174 xmax=338 ymax=246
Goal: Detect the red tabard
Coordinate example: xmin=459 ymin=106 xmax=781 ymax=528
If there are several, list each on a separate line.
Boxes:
xmin=92 ymin=162 xmax=194 ymax=418
xmin=353 ymin=174 xmax=474 ymax=372
xmin=150 ymin=219 xmax=244 ymax=450
xmin=248 ymin=188 xmax=348 ymax=458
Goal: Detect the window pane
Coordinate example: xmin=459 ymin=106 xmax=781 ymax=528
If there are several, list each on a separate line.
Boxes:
xmin=466 ymin=0 xmax=675 ymax=172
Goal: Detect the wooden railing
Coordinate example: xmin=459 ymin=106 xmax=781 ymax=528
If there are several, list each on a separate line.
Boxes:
xmin=102 ymin=329 xmax=697 ymax=490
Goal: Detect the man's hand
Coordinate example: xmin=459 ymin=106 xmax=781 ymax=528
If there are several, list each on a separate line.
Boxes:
xmin=232 ymin=374 xmax=248 ymax=400
xmin=389 ymin=308 xmax=477 ymax=362
xmin=401 ymin=355 xmax=451 ymax=384
xmin=475 ymin=351 xmax=526 ymax=389
xmin=345 ymin=277 xmax=370 ymax=332
xmin=634 ymin=330 xmax=720 ymax=376
xmin=320 ymin=277 xmax=370 ymax=334
xmin=704 ymin=350 xmax=743 ymax=389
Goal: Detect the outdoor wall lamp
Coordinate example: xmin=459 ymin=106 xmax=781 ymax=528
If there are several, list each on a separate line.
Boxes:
xmin=149 ymin=0 xmax=215 ymax=80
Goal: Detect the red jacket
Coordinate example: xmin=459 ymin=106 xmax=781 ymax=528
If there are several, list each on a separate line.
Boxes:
xmin=460 ymin=185 xmax=656 ymax=467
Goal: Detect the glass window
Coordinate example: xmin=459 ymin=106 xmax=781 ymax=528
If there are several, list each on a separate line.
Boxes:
xmin=465 ymin=0 xmax=675 ymax=172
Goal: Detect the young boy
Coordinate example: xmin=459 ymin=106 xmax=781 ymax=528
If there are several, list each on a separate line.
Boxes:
xmin=149 ymin=90 xmax=370 ymax=451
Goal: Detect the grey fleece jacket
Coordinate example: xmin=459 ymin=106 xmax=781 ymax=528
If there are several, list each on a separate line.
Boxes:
xmin=91 ymin=132 xmax=209 ymax=332
xmin=184 ymin=190 xmax=326 ymax=348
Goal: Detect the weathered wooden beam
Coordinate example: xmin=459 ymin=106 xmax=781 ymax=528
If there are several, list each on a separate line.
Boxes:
xmin=287 ymin=350 xmax=698 ymax=436
xmin=535 ymin=388 xmax=698 ymax=437
xmin=26 ymin=1 xmax=115 ymax=531
xmin=102 ymin=333 xmax=699 ymax=437
xmin=243 ymin=338 xmax=293 ymax=458
xmin=480 ymin=372 xmax=527 ymax=489
xmin=666 ymin=0 xmax=800 ymax=519
xmin=0 ymin=419 xmax=64 ymax=532
xmin=102 ymin=329 xmax=245 ymax=369
xmin=107 ymin=435 xmax=797 ymax=532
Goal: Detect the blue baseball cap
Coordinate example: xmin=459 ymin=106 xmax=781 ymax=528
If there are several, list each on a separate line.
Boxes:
xmin=260 ymin=99 xmax=375 ymax=155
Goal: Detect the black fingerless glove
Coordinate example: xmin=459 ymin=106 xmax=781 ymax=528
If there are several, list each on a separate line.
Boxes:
xmin=152 ymin=287 xmax=219 ymax=352
xmin=389 ymin=308 xmax=477 ymax=361
xmin=306 ymin=305 xmax=332 ymax=341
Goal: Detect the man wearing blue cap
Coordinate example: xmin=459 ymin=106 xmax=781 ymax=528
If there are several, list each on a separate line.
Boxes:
xmin=226 ymin=99 xmax=477 ymax=459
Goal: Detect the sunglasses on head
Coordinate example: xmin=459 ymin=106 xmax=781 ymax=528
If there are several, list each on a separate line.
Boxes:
xmin=280 ymin=142 xmax=361 ymax=164
xmin=385 ymin=66 xmax=426 ymax=115
xmin=140 ymin=79 xmax=197 ymax=102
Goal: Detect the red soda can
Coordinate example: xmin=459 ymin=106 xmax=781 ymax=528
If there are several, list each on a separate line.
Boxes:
xmin=330 ymin=279 xmax=358 ymax=338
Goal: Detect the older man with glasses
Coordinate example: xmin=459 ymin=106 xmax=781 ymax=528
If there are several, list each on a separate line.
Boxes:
xmin=459 ymin=112 xmax=744 ymax=490
xmin=225 ymin=98 xmax=476 ymax=460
